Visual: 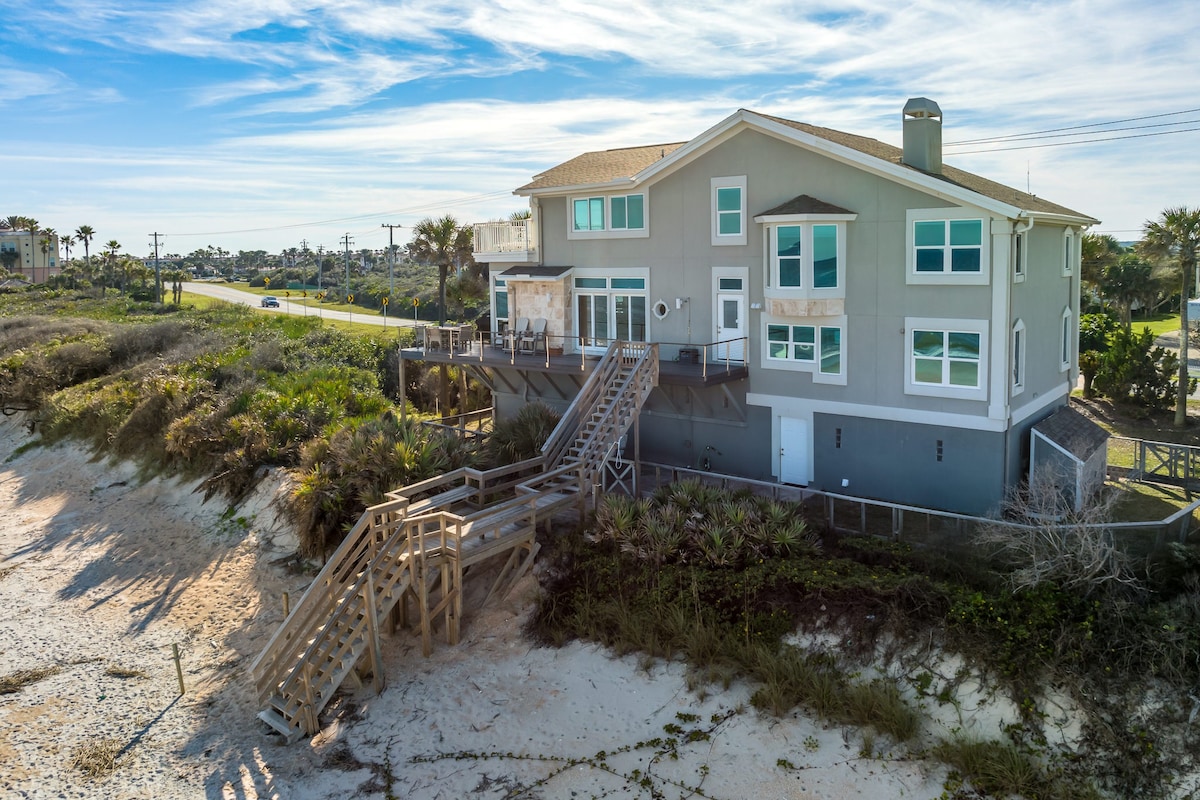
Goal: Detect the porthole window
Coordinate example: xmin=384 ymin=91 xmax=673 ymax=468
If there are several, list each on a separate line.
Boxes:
xmin=652 ymin=299 xmax=670 ymax=320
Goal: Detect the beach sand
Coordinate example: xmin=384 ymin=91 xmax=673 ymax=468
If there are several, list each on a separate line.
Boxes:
xmin=0 ymin=413 xmax=952 ymax=799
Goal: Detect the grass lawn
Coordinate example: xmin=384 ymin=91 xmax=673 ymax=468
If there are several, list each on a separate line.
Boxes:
xmin=1129 ymin=312 xmax=1180 ymax=338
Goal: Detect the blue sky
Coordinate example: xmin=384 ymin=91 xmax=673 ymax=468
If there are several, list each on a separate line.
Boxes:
xmin=3 ymin=0 xmax=1199 ymax=257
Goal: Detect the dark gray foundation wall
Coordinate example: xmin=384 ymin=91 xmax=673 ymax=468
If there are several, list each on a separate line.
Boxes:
xmin=813 ymin=413 xmax=1007 ymax=515
xmin=636 ymin=406 xmax=773 ymax=479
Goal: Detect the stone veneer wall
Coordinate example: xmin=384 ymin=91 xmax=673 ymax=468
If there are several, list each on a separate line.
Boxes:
xmin=511 ymin=279 xmax=574 ymax=352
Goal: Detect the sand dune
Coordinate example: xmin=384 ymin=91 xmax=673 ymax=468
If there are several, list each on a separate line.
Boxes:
xmin=0 ymin=413 xmax=951 ymax=799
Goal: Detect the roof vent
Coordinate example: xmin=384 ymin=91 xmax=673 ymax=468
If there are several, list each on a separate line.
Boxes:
xmin=902 ymin=97 xmax=942 ymax=174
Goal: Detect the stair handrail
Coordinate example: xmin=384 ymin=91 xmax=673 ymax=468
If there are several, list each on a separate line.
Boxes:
xmin=569 ymin=343 xmax=658 ymax=485
xmin=540 ymin=341 xmax=625 ymax=470
xmin=273 ymin=509 xmax=446 ymax=711
xmin=251 ymin=497 xmax=408 ymax=700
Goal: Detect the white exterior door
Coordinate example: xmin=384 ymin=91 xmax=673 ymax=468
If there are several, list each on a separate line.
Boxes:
xmin=715 ymin=292 xmax=745 ymax=360
xmin=779 ymin=416 xmax=809 ymax=486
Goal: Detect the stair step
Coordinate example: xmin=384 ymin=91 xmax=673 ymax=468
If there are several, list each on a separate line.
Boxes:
xmin=259 ymin=706 xmax=306 ymax=743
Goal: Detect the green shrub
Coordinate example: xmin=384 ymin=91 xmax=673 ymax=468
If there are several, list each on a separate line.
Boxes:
xmin=486 ymin=401 xmax=560 ymax=465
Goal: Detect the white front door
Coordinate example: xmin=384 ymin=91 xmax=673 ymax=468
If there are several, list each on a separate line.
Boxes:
xmin=715 ymin=292 xmax=745 ymax=360
xmin=780 ymin=416 xmax=809 ymax=486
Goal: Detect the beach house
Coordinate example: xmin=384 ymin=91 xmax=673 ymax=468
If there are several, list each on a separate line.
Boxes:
xmin=455 ymin=99 xmax=1099 ymax=514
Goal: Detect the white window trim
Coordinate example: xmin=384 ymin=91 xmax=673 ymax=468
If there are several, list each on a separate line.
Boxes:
xmin=566 ymin=191 xmax=650 ymax=240
xmin=904 ymin=316 xmax=989 ymax=402
xmin=760 ymin=314 xmax=847 ymax=386
xmin=1062 ymin=228 xmax=1075 ymax=277
xmin=905 ymin=207 xmax=990 ymax=286
xmin=1011 ymin=319 xmax=1026 ymax=396
xmin=1061 ymin=307 xmax=1073 ymax=371
xmin=572 ymin=267 xmax=651 ymax=350
xmin=1013 ymin=229 xmax=1027 ymax=284
xmin=711 ymin=176 xmax=747 ymax=246
xmin=755 ymin=214 xmax=855 ymax=301
xmin=491 ymin=276 xmax=509 ymax=332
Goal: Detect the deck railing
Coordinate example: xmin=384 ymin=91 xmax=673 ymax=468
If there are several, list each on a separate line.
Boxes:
xmin=473 ymin=220 xmax=535 ymax=255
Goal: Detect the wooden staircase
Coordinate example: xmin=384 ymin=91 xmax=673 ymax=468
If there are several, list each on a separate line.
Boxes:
xmin=251 ymin=342 xmax=657 ymax=742
xmin=541 ymin=340 xmax=659 ymax=484
xmin=250 ymin=460 xmax=585 ymax=741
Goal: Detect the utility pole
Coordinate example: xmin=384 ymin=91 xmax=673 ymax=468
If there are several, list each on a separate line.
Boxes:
xmin=149 ymin=232 xmax=163 ymax=303
xmin=381 ymin=223 xmax=403 ymax=298
xmin=315 ymin=245 xmax=325 ymax=313
xmin=341 ymin=232 xmax=353 ymax=303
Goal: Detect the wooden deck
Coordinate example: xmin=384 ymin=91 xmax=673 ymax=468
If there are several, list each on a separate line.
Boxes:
xmin=400 ymin=341 xmax=747 ymax=388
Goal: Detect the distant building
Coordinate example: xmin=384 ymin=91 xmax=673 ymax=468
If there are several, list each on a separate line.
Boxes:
xmin=0 ymin=230 xmax=60 ymax=283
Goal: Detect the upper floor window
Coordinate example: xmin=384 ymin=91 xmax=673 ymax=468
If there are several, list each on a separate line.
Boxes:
xmin=610 ymin=194 xmax=644 ymax=230
xmin=906 ymin=209 xmax=990 ymax=286
xmin=1062 ymin=229 xmax=1075 ymax=276
xmin=904 ymin=316 xmax=988 ymax=401
xmin=769 ymin=223 xmax=841 ymax=289
xmin=569 ymin=193 xmax=648 ymax=239
xmin=914 ymin=219 xmax=982 ymax=273
xmin=1014 ymin=229 xmax=1027 ymax=283
xmin=573 ymin=197 xmax=605 ymax=231
xmin=711 ymin=176 xmax=747 ymax=246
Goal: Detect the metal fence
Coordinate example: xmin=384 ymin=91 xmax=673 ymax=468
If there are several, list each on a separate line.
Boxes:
xmin=636 ymin=460 xmax=1200 ymax=549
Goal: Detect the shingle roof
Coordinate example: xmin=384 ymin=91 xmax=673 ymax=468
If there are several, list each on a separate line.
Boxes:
xmin=518 ymin=143 xmax=686 ymax=192
xmin=499 ymin=265 xmax=573 ymax=278
xmin=517 ymin=109 xmax=1093 ymax=221
xmin=1032 ymin=406 xmax=1110 ymax=462
xmin=756 ymin=194 xmax=854 ymax=217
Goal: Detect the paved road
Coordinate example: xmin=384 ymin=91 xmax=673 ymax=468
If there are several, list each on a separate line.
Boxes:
xmin=182 ymin=282 xmax=419 ymax=328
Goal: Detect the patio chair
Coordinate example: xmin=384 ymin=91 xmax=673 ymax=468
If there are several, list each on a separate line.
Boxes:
xmin=520 ymin=318 xmax=547 ymax=354
xmin=509 ymin=317 xmax=529 ymax=352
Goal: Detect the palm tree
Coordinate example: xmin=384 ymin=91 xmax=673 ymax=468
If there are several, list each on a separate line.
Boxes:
xmin=75 ymin=225 xmax=95 ymax=282
xmin=1142 ymin=206 xmax=1200 ymax=428
xmin=410 ymin=215 xmax=472 ymax=325
xmin=104 ymin=240 xmax=122 ymax=295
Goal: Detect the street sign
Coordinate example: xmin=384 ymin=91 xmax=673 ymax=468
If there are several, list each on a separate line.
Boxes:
xmin=347 ymin=294 xmax=354 ymax=303
xmin=382 ymin=296 xmax=389 ymax=306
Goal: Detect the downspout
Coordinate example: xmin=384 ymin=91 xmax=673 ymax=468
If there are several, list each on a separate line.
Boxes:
xmin=1002 ymin=215 xmax=1032 ymax=495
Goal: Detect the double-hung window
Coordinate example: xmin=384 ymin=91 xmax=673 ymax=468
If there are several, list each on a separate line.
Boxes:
xmin=914 ymin=220 xmax=982 ymax=273
xmin=711 ymin=176 xmax=747 ymax=245
xmin=907 ymin=209 xmax=990 ymax=285
xmin=905 ymin=317 xmax=988 ymax=400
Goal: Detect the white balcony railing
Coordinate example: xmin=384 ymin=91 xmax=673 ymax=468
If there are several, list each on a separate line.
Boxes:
xmin=473 ymin=219 xmax=536 ymax=260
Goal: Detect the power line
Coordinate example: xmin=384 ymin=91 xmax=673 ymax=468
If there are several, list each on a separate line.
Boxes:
xmin=165 ymin=189 xmax=514 ymax=238
xmin=948 ymin=124 xmax=1200 ymax=155
xmin=945 ymin=106 xmax=1200 ymax=145
xmin=946 ymin=117 xmax=1200 ymax=148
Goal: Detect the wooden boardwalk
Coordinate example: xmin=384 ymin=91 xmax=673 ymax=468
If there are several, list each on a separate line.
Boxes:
xmin=250 ymin=341 xmax=660 ymax=741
